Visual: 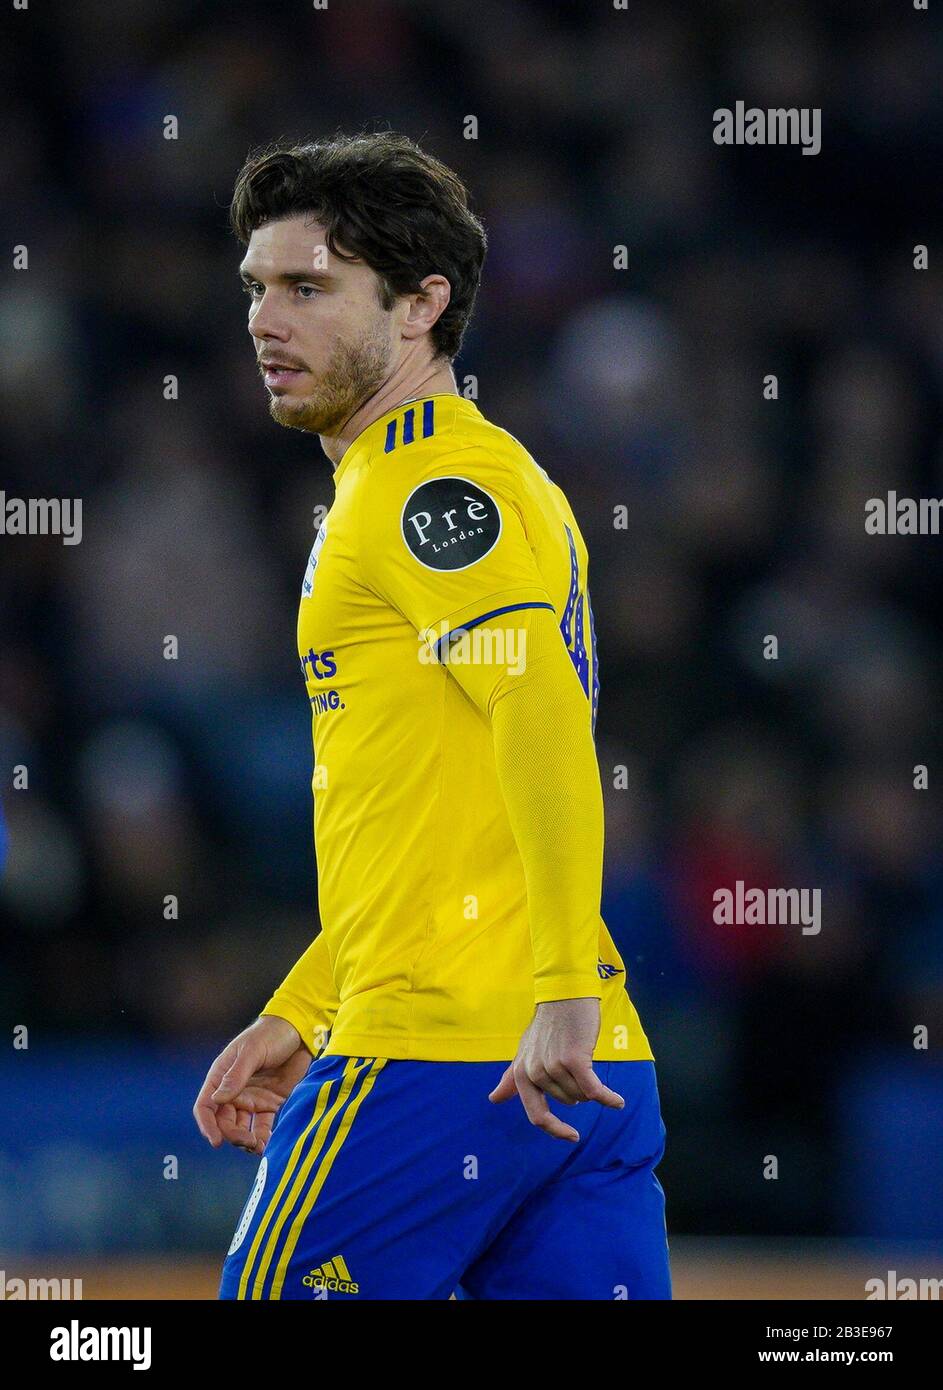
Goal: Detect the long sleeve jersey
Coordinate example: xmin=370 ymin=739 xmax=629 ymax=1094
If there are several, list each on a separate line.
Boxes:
xmin=262 ymin=394 xmax=652 ymax=1064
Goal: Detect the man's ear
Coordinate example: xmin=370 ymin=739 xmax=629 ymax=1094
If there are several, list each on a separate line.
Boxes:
xmin=402 ymin=274 xmax=451 ymax=341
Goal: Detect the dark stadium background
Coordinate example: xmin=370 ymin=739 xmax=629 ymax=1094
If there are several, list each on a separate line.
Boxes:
xmin=1 ymin=0 xmax=942 ymax=1297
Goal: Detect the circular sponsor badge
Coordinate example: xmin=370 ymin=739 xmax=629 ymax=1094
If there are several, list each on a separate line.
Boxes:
xmin=401 ymin=477 xmax=502 ymax=571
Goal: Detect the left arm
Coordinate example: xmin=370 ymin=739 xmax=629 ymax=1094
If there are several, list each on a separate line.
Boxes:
xmin=442 ymin=603 xmax=625 ymax=1141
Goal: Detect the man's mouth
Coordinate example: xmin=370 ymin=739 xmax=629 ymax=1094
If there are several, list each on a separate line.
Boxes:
xmin=260 ymin=360 xmax=307 ymax=390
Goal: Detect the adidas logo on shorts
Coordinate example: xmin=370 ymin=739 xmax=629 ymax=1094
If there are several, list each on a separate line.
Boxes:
xmin=303 ymin=1256 xmax=359 ymax=1295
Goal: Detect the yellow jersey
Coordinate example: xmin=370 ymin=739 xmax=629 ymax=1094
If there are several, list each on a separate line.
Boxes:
xmin=263 ymin=394 xmax=653 ymax=1063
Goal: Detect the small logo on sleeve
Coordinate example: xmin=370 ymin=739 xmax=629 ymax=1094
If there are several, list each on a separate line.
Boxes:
xmin=597 ymin=959 xmax=624 ymax=980
xmin=401 ymin=477 xmax=501 ymax=571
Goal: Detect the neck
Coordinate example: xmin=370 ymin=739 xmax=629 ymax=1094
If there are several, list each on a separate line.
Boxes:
xmin=320 ymin=359 xmax=459 ymax=468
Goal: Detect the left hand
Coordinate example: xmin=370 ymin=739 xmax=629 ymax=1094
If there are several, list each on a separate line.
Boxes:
xmin=488 ymin=997 xmax=625 ymax=1142
xmin=193 ymin=1015 xmax=313 ymax=1156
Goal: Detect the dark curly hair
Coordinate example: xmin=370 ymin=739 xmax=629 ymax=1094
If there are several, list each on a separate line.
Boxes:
xmin=230 ymin=131 xmax=487 ymax=361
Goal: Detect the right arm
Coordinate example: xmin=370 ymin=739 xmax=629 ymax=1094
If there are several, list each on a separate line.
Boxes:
xmin=193 ymin=932 xmax=338 ymax=1154
xmin=260 ymin=929 xmax=339 ymax=1057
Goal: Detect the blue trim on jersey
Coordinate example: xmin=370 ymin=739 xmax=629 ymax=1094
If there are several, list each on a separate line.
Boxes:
xmin=572 ymin=581 xmax=589 ymax=696
xmin=586 ymin=587 xmax=600 ymax=736
xmin=434 ymin=601 xmax=555 ymax=660
xmin=560 ymin=524 xmax=579 ymax=655
xmin=383 ymin=401 xmax=435 ymax=455
xmin=560 ymin=524 xmax=591 ymax=700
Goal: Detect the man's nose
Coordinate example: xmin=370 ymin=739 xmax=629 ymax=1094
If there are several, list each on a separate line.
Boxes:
xmin=248 ymin=298 xmax=290 ymax=342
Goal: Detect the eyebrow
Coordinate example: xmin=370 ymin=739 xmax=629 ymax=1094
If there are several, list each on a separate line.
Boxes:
xmin=238 ymin=268 xmax=336 ymax=285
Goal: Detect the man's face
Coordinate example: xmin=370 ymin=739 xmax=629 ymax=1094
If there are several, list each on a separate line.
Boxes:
xmin=240 ymin=214 xmax=396 ymax=434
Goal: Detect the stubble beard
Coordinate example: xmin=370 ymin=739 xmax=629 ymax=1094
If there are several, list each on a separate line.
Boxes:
xmin=268 ymin=323 xmax=392 ymax=436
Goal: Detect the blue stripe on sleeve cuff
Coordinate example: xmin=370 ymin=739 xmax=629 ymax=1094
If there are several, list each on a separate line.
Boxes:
xmin=433 ymin=601 xmax=555 ymax=659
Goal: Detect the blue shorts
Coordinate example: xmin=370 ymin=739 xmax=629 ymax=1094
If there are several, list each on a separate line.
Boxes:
xmin=219 ymin=1054 xmax=670 ymax=1301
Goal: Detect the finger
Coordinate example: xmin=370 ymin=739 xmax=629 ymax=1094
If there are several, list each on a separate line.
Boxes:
xmin=488 ymin=1065 xmax=517 ymax=1103
xmin=212 ymin=1044 xmax=262 ymax=1104
xmin=218 ymin=1110 xmax=264 ymax=1154
xmin=193 ymin=1096 xmax=223 ymax=1147
xmin=218 ymin=1098 xmax=277 ymax=1149
xmin=219 ymin=1102 xmax=270 ymax=1154
xmin=222 ymin=1083 xmax=293 ymax=1112
xmin=565 ymin=1062 xmax=625 ymax=1110
xmin=193 ymin=1059 xmax=231 ymax=1146
xmin=515 ymin=1070 xmax=579 ymax=1143
xmin=530 ymin=1066 xmax=579 ymax=1105
xmin=251 ymin=1113 xmax=274 ymax=1149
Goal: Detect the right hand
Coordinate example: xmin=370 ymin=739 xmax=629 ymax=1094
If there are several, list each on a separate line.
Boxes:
xmin=193 ymin=1014 xmax=313 ymax=1156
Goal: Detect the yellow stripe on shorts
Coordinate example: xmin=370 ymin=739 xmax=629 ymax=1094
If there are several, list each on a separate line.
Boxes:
xmin=270 ymin=1057 xmax=386 ymax=1298
xmin=251 ymin=1057 xmax=380 ymax=1299
xmin=236 ymin=1059 xmax=358 ymax=1300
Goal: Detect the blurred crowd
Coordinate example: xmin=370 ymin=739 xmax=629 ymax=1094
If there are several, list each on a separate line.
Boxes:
xmin=2 ymin=0 xmax=943 ymax=1243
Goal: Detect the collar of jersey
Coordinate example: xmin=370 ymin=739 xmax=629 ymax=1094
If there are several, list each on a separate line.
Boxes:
xmin=332 ymin=394 xmax=480 ymax=488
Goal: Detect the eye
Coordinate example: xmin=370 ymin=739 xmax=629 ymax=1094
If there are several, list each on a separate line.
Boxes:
xmin=296 ymin=284 xmax=320 ymax=299
xmin=241 ymin=281 xmax=263 ymax=298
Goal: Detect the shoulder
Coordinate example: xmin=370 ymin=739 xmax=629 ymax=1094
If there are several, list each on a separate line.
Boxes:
xmin=359 ymin=398 xmax=544 ymax=519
